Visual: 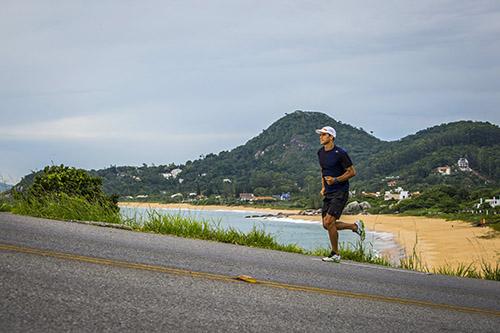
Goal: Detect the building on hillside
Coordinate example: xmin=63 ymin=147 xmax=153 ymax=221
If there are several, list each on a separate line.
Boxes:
xmin=457 ymin=158 xmax=471 ymax=172
xmin=239 ymin=193 xmax=255 ymax=201
xmin=476 ymin=197 xmax=500 ymax=209
xmin=170 ymin=193 xmax=183 ymax=199
xmin=135 ymin=194 xmax=148 ymax=198
xmin=436 ymin=166 xmax=451 ymax=175
xmin=171 ymin=168 xmax=183 ymax=178
xmin=384 ymin=190 xmax=410 ymax=201
xmin=399 ymin=191 xmax=410 ymax=200
xmin=223 ymin=178 xmax=232 ymax=183
xmin=280 ymin=192 xmax=291 ymax=201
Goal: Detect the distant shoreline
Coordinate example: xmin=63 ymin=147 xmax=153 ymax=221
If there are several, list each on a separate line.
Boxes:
xmin=119 ymin=202 xmax=499 ymax=269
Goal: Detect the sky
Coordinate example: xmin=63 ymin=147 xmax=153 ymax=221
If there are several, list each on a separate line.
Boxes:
xmin=1 ymin=0 xmax=499 ymax=183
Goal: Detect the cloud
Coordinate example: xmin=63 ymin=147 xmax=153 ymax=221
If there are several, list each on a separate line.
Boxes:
xmin=0 ymin=113 xmax=246 ymax=143
xmin=0 ymin=0 xmax=499 ymax=179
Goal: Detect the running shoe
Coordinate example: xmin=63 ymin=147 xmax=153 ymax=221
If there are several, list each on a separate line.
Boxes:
xmin=354 ymin=219 xmax=366 ymax=241
xmin=322 ymin=251 xmax=341 ymax=263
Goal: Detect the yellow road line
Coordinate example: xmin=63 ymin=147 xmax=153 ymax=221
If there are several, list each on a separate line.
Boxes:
xmin=1 ymin=243 xmax=499 ymax=317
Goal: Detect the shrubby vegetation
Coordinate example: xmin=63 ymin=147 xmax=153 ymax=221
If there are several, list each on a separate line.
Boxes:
xmin=11 ymin=165 xmax=120 ymax=223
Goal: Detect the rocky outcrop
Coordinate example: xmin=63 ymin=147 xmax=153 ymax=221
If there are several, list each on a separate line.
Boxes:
xmin=343 ymin=201 xmax=372 ymax=215
xmin=298 ymin=209 xmax=322 ymax=216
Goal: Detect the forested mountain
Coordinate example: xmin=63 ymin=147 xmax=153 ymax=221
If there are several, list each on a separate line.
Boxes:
xmin=15 ymin=111 xmax=500 ymax=197
xmin=88 ymin=111 xmax=499 ymax=196
xmin=355 ymin=121 xmax=500 ymax=190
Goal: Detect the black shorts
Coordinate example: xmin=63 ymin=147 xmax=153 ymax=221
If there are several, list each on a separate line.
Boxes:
xmin=322 ymin=191 xmax=349 ymax=219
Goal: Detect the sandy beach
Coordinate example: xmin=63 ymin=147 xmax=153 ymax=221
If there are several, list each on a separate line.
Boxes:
xmin=119 ymin=202 xmax=500 ymax=270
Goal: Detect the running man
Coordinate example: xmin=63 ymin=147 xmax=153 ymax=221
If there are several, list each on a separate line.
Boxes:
xmin=316 ymin=126 xmax=365 ymax=262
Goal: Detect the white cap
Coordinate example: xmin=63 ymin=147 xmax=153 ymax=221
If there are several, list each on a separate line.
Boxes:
xmin=315 ymin=126 xmax=336 ymax=137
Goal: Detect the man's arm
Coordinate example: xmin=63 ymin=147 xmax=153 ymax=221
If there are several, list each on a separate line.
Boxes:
xmin=324 ymin=165 xmax=356 ymax=185
xmin=320 ymin=171 xmax=326 ymax=196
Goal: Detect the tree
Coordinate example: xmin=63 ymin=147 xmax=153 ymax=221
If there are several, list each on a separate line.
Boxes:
xmin=25 ymin=164 xmax=117 ymax=211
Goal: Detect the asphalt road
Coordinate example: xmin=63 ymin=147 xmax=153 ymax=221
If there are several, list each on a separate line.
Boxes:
xmin=1 ymin=212 xmax=499 ymax=332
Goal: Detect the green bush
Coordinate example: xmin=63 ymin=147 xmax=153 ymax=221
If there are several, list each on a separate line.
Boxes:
xmin=26 ymin=165 xmax=115 ymax=205
xmin=12 ymin=164 xmax=120 ymax=222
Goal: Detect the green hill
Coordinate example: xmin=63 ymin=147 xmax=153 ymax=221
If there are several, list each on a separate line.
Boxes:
xmin=89 ymin=111 xmax=498 ymax=197
xmin=356 ymin=121 xmax=500 ymax=191
xmin=16 ymin=111 xmax=499 ymax=199
xmin=91 ymin=111 xmax=385 ymax=197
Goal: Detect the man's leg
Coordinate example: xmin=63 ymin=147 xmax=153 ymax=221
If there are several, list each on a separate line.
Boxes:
xmin=335 ymin=221 xmax=357 ymax=232
xmin=336 ymin=220 xmax=366 ymax=241
xmin=322 ymin=213 xmax=339 ymax=254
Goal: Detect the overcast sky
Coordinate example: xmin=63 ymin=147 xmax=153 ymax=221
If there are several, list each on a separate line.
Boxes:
xmin=1 ymin=1 xmax=499 ymax=183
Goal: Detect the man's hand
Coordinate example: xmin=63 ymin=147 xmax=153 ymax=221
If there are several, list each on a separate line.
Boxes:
xmin=320 ymin=188 xmax=326 ymax=196
xmin=324 ymin=176 xmax=335 ymax=185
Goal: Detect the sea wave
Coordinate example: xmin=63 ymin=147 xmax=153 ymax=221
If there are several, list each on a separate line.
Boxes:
xmin=251 ymin=216 xmax=320 ymax=224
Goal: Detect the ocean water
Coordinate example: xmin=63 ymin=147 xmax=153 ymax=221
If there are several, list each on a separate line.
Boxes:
xmin=120 ymin=206 xmax=401 ymax=258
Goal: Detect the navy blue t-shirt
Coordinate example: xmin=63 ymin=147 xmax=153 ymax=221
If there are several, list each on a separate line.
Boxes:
xmin=317 ymin=146 xmax=353 ymax=193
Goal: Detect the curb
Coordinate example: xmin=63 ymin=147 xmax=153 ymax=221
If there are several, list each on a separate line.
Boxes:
xmin=68 ymin=219 xmax=134 ymax=231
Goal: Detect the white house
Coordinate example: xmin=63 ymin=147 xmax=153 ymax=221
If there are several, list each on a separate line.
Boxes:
xmin=223 ymin=178 xmax=232 ymax=183
xmin=477 ymin=197 xmax=500 ymax=208
xmin=399 ymin=191 xmax=410 ymax=200
xmin=458 ymin=158 xmax=471 ymax=172
xmin=171 ymin=168 xmax=183 ymax=179
xmin=384 ymin=190 xmax=410 ymax=201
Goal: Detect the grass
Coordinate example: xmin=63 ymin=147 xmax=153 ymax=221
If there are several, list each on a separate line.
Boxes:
xmin=138 ymin=210 xmax=303 ymax=253
xmin=431 ymin=262 xmax=500 ymax=280
xmin=0 ymin=201 xmax=12 ymax=212
xmin=132 ymin=210 xmax=393 ymax=266
xmin=307 ymin=241 xmax=392 ymax=267
xmin=0 ymin=195 xmax=14 ymax=212
xmin=397 ymin=239 xmax=500 ymax=281
xmin=12 ymin=193 xmax=121 ymax=224
xmin=433 ymin=263 xmax=480 ymax=279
